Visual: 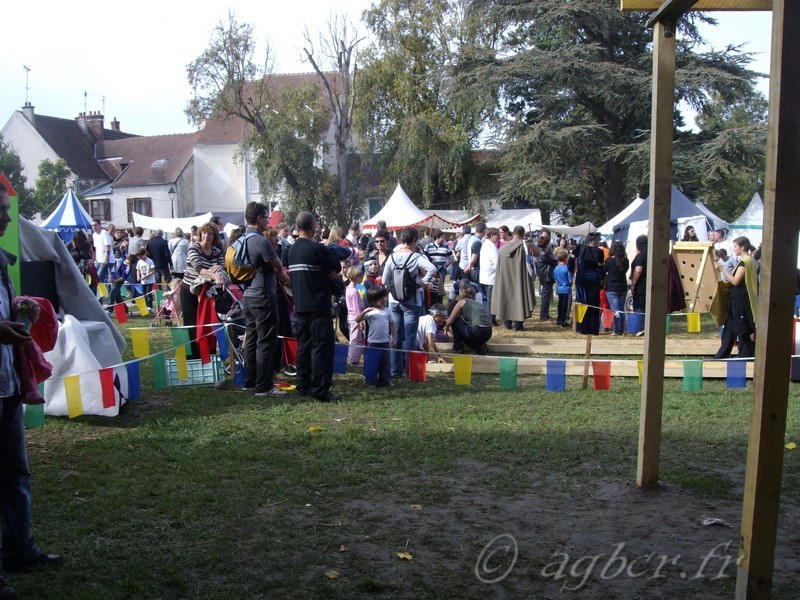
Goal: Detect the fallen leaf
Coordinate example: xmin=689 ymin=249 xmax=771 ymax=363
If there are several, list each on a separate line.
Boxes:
xmin=325 ymin=571 xmax=339 ymax=580
xmin=396 ymin=551 xmax=413 ymax=560
xmin=409 ymin=504 xmax=423 ymax=511
xmin=339 ymin=545 xmax=347 ymax=552
xmin=786 ymin=442 xmax=797 ymax=450
xmin=307 ymin=426 xmax=325 ymax=432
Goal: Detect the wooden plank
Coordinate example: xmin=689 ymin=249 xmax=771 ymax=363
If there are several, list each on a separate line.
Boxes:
xmin=438 ymin=339 xmax=726 ymax=356
xmin=622 ymin=0 xmax=770 ymax=10
xmin=637 ymin=19 xmax=675 ymax=490
xmin=645 ymin=0 xmax=699 ymax=28
xmin=736 ymin=1 xmax=799 ymax=597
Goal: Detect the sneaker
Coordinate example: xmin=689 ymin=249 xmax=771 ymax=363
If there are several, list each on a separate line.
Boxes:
xmin=283 ymin=365 xmax=297 ymax=377
xmin=4 ymin=552 xmax=64 ymax=573
xmin=255 ymin=388 xmax=286 ymax=397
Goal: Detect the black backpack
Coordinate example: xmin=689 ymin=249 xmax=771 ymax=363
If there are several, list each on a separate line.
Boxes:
xmin=390 ymin=254 xmax=417 ymax=303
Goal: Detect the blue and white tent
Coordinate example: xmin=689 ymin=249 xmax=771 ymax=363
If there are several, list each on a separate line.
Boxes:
xmin=40 ymin=189 xmax=94 ymax=243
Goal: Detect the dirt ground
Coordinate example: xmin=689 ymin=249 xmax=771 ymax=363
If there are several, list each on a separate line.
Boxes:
xmin=326 ymin=458 xmax=800 ymax=599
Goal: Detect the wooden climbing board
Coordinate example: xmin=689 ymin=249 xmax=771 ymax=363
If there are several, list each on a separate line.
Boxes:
xmin=671 ymin=242 xmax=718 ymax=314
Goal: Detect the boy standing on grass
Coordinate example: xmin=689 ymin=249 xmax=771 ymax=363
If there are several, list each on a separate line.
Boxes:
xmin=355 ymin=285 xmax=396 ymax=387
xmin=135 ymin=247 xmax=156 ymax=308
xmin=554 ymin=249 xmax=573 ymax=327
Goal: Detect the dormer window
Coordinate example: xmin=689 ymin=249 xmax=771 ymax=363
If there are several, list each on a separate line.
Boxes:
xmin=152 ymin=159 xmax=167 ymax=169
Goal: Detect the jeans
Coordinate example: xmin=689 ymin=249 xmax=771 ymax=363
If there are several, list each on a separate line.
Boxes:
xmin=0 ymin=395 xmax=38 ymax=571
xmin=539 ymin=281 xmax=554 ymax=319
xmin=95 ymin=261 xmax=110 ymax=284
xmin=451 ymin=321 xmax=491 ymax=353
xmin=390 ymin=301 xmax=421 ymax=377
xmin=482 ymin=284 xmax=494 ymax=321
xmin=557 ymin=292 xmax=571 ymax=325
xmin=367 ymin=342 xmax=392 ymax=386
xmin=243 ymin=294 xmax=279 ymax=393
xmin=296 ymin=310 xmax=335 ymax=398
xmin=606 ymin=291 xmax=626 ymax=335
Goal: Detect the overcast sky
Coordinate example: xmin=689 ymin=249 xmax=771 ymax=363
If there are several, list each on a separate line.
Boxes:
xmin=0 ymin=1 xmax=772 ymax=137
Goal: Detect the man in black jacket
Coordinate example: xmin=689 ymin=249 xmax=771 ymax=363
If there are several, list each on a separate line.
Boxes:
xmin=536 ymin=233 xmax=557 ymax=321
xmin=145 ymin=229 xmax=172 ymax=285
xmin=287 ymin=212 xmax=342 ymax=402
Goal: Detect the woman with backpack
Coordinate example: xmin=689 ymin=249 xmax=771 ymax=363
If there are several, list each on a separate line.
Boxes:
xmin=382 ymin=227 xmax=436 ymax=378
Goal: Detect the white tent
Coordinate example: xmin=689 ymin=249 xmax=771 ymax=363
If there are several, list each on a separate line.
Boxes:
xmin=694 ymin=200 xmax=728 ymax=231
xmin=132 ymin=212 xmax=214 ymax=234
xmin=363 ymin=184 xmax=479 ymax=231
xmin=542 ymin=222 xmax=598 ymax=236
xmin=728 ymin=192 xmax=764 ymax=247
xmin=483 ymin=208 xmax=543 ymax=231
xmin=39 ymin=188 xmax=94 ymax=243
xmin=598 ymin=195 xmax=645 ymax=236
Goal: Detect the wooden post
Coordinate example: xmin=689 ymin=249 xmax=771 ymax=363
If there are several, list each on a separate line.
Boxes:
xmin=582 ymin=335 xmax=592 ymax=389
xmin=736 ymin=1 xmax=800 ymax=597
xmin=636 ymin=17 xmax=674 ymax=489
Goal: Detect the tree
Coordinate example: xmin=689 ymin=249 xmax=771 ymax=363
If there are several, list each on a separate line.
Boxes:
xmin=355 ymin=0 xmax=497 ymax=207
xmin=33 ymin=159 xmax=72 ymax=219
xmin=186 ymin=12 xmax=339 ymax=224
xmin=303 ymin=15 xmax=364 ymax=225
xmin=687 ymin=91 xmax=767 ymax=221
xmin=459 ymin=0 xmax=765 ymax=222
xmin=0 ymin=137 xmax=34 ymax=218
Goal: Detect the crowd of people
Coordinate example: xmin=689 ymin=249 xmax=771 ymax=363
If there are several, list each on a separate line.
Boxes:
xmin=61 ymin=211 xmax=766 ymax=390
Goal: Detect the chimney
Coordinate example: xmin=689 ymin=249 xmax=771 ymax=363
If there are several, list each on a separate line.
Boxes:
xmin=110 ymin=117 xmax=120 ymax=132
xmin=86 ymin=111 xmax=105 ymax=140
xmin=21 ymin=102 xmax=35 ymax=125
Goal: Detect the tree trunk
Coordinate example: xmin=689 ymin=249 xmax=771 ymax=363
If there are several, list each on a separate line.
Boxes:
xmin=603 ymin=159 xmax=626 ymax=220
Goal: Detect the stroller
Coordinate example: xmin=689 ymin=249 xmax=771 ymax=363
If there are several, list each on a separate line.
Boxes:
xmin=216 ymin=284 xmax=247 ymax=374
xmin=151 ymin=283 xmax=182 ymax=327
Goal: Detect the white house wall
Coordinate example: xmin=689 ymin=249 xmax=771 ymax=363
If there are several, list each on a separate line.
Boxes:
xmin=109 ymin=186 xmax=176 ymax=227
xmin=1 ymin=112 xmax=65 ymax=187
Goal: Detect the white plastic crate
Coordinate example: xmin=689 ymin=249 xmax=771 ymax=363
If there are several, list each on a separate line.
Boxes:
xmin=165 ymin=355 xmax=225 ymax=387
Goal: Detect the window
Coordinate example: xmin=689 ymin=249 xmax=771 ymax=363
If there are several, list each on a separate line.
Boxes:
xmin=127 ymin=197 xmax=152 ymax=223
xmin=248 ymin=169 xmax=260 ymax=195
xmin=89 ymin=199 xmax=110 ymax=222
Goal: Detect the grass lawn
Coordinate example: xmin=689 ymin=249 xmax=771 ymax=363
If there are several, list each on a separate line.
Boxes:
xmin=12 ymin=315 xmax=800 ymax=599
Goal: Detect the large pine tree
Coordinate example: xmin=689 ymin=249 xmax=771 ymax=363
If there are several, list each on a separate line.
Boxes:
xmin=460 ymin=0 xmax=764 ymax=222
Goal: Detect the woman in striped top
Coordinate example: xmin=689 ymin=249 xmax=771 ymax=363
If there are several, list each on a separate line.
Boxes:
xmin=180 ymin=222 xmax=226 ymax=358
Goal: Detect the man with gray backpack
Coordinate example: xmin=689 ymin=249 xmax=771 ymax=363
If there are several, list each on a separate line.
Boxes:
xmin=240 ymin=202 xmax=290 ymax=397
xmin=381 ymin=227 xmax=435 ymax=378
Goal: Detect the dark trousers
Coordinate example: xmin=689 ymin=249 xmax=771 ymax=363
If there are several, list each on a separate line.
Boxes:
xmin=243 ymin=294 xmax=279 ymax=393
xmin=557 ymin=292 xmax=571 ymax=325
xmin=504 ymin=320 xmax=524 ymax=331
xmin=296 ymin=310 xmax=335 ymax=398
xmin=180 ymin=284 xmax=201 ymax=359
xmin=452 ymin=320 xmax=492 ymax=353
xmin=154 ymin=267 xmax=172 ymax=286
xmin=109 ymin=281 xmax=125 ymax=306
xmin=275 ymin=291 xmax=293 ymax=372
xmin=0 ymin=396 xmax=37 ymax=570
xmin=539 ymin=281 xmax=554 ymax=319
xmin=368 ymin=342 xmax=392 ymax=387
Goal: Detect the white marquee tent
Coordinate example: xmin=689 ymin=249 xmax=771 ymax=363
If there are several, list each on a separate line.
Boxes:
xmin=728 ymin=192 xmax=764 ymax=248
xmin=363 ymin=184 xmax=479 ymax=231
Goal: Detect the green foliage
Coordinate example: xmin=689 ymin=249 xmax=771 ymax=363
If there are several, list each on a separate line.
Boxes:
xmin=186 ymin=12 xmax=345 ymax=225
xmin=356 ymin=0 xmax=496 ymax=207
xmin=0 ymin=137 xmax=34 ymax=218
xmin=33 ymin=159 xmax=72 ymax=219
xmin=459 ymin=0 xmax=765 ymax=223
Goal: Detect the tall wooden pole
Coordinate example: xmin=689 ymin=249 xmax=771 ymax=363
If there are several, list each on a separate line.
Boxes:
xmin=736 ymin=1 xmax=800 ymax=597
xmin=636 ymin=17 xmax=675 ymax=489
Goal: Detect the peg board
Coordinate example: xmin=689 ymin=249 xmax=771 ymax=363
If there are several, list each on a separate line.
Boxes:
xmin=671 ymin=242 xmax=718 ymax=313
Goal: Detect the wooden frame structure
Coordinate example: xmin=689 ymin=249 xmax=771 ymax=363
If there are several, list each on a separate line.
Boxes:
xmin=671 ymin=242 xmax=717 ymax=313
xmin=622 ymin=1 xmax=797 ymax=598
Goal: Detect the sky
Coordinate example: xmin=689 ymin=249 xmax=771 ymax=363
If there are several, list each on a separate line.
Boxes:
xmin=0 ymin=1 xmax=773 ymax=138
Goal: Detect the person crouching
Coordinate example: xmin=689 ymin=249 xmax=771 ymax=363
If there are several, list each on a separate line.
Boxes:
xmin=445 ymin=284 xmax=492 ymax=355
